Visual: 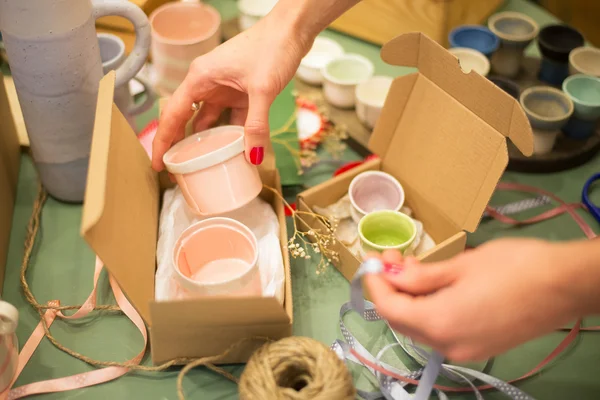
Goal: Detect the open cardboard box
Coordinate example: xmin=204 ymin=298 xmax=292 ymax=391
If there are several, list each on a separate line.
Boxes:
xmin=0 ymin=74 xmax=21 ymax=292
xmin=297 ymin=32 xmax=534 ymax=281
xmin=81 ymin=71 xmax=292 ymax=364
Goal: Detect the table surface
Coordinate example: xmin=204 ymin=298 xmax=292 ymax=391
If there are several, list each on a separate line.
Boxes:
xmin=4 ymin=1 xmax=600 ymax=399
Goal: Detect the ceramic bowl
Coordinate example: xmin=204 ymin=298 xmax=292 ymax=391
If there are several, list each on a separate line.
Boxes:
xmin=569 ymin=47 xmax=600 ymax=77
xmin=296 ymin=36 xmax=344 ymax=85
xmin=448 ymin=47 xmax=491 ymax=76
xmin=163 ymin=125 xmax=263 ymax=216
xmin=358 ymin=210 xmax=417 ymax=255
xmin=355 ymin=75 xmax=393 ymax=129
xmin=449 ymin=25 xmax=499 ymax=57
xmin=488 ymin=76 xmax=520 ymax=99
xmin=322 ymin=54 xmax=374 ymax=109
xmin=537 ymin=24 xmax=584 ymax=63
xmin=488 ymin=11 xmax=539 ymax=78
xmin=237 ymin=0 xmax=278 ymax=31
xmin=173 ymin=218 xmax=262 ymax=297
xmin=520 ymin=86 xmax=574 ymax=154
xmin=348 ymin=170 xmax=405 ymax=224
xmin=562 ymin=74 xmax=600 ymax=139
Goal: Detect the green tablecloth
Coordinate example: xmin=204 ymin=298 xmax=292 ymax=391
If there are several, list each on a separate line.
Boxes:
xmin=4 ymin=0 xmax=600 ymax=399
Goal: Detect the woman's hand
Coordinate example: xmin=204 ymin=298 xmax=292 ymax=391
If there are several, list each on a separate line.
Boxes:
xmin=365 ymin=238 xmax=596 ymax=362
xmin=152 ymin=14 xmax=311 ymax=170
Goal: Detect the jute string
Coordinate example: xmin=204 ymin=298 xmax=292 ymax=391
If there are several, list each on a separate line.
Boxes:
xmin=239 ymin=337 xmax=355 ymax=400
xmin=20 ymin=182 xmax=348 ymax=399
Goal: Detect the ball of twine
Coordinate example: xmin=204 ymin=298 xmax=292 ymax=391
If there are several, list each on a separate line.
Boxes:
xmin=239 ymin=337 xmax=355 ymax=400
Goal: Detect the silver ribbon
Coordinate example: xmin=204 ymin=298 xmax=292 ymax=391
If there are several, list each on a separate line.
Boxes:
xmin=333 ymin=258 xmax=536 ymax=400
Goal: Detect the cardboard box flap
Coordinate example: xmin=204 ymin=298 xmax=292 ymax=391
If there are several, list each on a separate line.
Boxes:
xmin=370 ymin=32 xmax=533 ymax=232
xmin=81 ymin=72 xmax=159 ymax=324
xmin=379 ymin=32 xmax=533 ymax=155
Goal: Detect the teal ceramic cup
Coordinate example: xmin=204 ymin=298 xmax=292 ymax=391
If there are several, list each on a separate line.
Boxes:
xmin=358 ymin=210 xmax=417 ymax=255
xmin=562 ymin=74 xmax=600 ymax=139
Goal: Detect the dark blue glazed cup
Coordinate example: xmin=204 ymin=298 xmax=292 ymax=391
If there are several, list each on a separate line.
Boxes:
xmin=449 ymin=25 xmax=500 ymax=58
xmin=537 ymin=24 xmax=584 ymax=85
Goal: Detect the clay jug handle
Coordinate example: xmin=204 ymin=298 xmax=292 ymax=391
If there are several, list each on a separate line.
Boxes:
xmin=92 ymin=0 xmax=151 ymax=89
xmin=0 ymin=301 xmax=18 ymax=335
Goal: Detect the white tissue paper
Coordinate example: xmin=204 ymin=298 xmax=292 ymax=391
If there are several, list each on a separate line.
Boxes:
xmin=155 ymin=187 xmax=285 ymax=304
xmin=313 ymin=194 xmax=436 ymax=258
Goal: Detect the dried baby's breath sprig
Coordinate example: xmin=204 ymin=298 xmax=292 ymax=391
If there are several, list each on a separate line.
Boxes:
xmin=262 ymin=185 xmax=339 ymax=274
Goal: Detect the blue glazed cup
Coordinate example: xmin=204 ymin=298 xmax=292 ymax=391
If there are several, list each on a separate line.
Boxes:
xmin=562 ymin=74 xmax=600 ymax=140
xmin=537 ymin=24 xmax=584 ymax=85
xmin=449 ymin=25 xmax=499 ymax=58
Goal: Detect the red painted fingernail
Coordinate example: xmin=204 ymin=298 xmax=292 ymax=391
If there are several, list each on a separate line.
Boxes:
xmin=249 ymin=147 xmax=264 ymax=165
xmin=383 ymin=263 xmax=403 ymax=274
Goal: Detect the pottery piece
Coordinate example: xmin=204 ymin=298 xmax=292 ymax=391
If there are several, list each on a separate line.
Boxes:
xmin=163 ymin=125 xmax=263 ymax=216
xmin=322 ymin=54 xmax=374 ymax=109
xmin=150 ymin=2 xmax=221 ymax=96
xmin=358 ymin=210 xmax=417 ymax=255
xmin=488 ymin=11 xmax=539 ymax=78
xmin=569 ymin=47 xmax=600 ymax=77
xmin=355 ymin=76 xmax=394 ymax=129
xmin=0 ymin=0 xmax=150 ymax=202
xmin=296 ymin=36 xmax=344 ymax=85
xmin=98 ymin=33 xmax=155 ymax=131
xmin=537 ymin=24 xmax=584 ymax=85
xmin=348 ymin=170 xmax=405 ymax=224
xmin=449 ymin=25 xmax=499 ymax=58
xmin=488 ymin=76 xmax=521 ymax=99
xmin=173 ymin=218 xmax=261 ymax=297
xmin=237 ymin=0 xmax=278 ymax=31
xmin=0 ymin=300 xmax=19 ymax=393
xmin=448 ymin=48 xmax=491 ymax=76
xmin=562 ymin=74 xmax=600 ymax=140
xmin=520 ymin=86 xmax=574 ymax=155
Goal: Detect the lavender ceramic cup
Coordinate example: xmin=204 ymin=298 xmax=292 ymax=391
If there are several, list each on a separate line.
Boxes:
xmin=348 ymin=171 xmax=405 ymax=224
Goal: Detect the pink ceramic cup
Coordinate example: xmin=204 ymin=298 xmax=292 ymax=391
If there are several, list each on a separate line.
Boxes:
xmin=163 ymin=125 xmax=263 ymax=216
xmin=149 ymin=2 xmax=221 ymax=96
xmin=173 ymin=218 xmax=262 ymax=297
xmin=348 ymin=171 xmax=405 ymax=224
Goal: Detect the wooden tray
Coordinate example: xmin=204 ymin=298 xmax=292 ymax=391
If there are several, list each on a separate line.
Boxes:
xmin=506 ymin=56 xmax=600 ymax=173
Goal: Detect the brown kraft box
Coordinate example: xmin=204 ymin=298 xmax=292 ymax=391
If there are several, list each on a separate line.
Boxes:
xmin=81 ymin=71 xmax=292 ymax=364
xmin=297 ymin=32 xmax=534 ymax=282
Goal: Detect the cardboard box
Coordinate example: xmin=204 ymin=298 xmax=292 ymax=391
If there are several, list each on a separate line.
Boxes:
xmin=330 ymin=0 xmax=503 ymax=47
xmin=0 ymin=74 xmax=21 ymax=292
xmin=96 ymin=0 xmax=173 ymax=33
xmin=297 ymin=32 xmax=534 ymax=282
xmin=2 ymin=76 xmax=29 ymax=147
xmin=80 ymin=71 xmax=292 ymax=364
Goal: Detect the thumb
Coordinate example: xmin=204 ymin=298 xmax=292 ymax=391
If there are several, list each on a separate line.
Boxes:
xmin=383 ymin=257 xmax=460 ymax=295
xmin=244 ymin=91 xmax=274 ymax=166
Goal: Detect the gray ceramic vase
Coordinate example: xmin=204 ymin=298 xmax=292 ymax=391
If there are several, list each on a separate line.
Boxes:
xmin=0 ymin=0 xmax=151 ymax=202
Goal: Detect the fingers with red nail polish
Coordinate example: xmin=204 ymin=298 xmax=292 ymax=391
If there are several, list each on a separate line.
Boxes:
xmin=249 ymin=146 xmax=264 ymax=165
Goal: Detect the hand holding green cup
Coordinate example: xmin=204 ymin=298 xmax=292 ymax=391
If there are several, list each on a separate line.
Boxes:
xmin=358 ymin=210 xmax=417 ymax=255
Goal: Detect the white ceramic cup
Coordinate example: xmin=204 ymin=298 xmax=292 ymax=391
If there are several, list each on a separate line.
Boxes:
xmin=569 ymin=47 xmax=600 ymax=77
xmin=322 ymin=54 xmax=374 ymax=109
xmin=237 ymin=0 xmax=278 ymax=31
xmin=448 ymin=47 xmax=491 ymax=77
xmin=296 ymin=36 xmax=344 ymax=85
xmin=348 ymin=170 xmax=405 ymax=224
xmin=355 ymin=76 xmax=393 ymax=129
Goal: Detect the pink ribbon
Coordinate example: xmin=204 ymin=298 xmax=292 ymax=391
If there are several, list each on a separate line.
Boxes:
xmin=1 ymin=257 xmax=147 ymax=399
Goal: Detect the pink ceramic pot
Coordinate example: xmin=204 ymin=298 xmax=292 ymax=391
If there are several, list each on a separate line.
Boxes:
xmin=348 ymin=171 xmax=405 ymax=224
xmin=149 ymin=2 xmax=221 ymax=95
xmin=173 ymin=218 xmax=261 ymax=297
xmin=163 ymin=125 xmax=263 ymax=216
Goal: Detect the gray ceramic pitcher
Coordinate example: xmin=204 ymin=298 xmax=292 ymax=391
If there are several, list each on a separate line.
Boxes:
xmin=0 ymin=0 xmax=151 ymax=202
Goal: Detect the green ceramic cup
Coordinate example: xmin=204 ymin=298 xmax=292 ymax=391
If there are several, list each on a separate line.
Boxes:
xmin=358 ymin=210 xmax=417 ymax=254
